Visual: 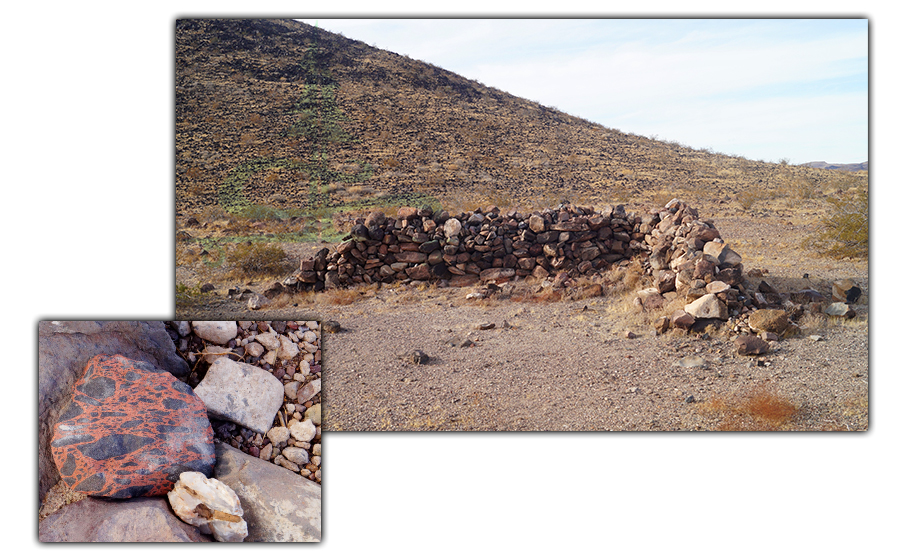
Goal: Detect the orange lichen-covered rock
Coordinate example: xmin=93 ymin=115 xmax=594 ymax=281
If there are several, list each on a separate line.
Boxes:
xmin=50 ymin=354 xmax=215 ymax=498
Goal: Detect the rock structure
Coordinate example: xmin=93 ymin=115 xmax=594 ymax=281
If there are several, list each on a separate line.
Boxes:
xmin=50 ymin=354 xmax=216 ymax=498
xmin=284 ymin=202 xmax=660 ymax=289
xmin=280 ymin=199 xmax=754 ymax=315
xmin=278 ymin=200 xmax=863 ymax=343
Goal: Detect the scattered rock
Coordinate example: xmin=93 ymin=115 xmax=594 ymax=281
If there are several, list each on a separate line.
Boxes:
xmin=824 ymin=302 xmax=857 ymax=318
xmin=282 ymin=447 xmax=310 ymax=466
xmin=747 ymin=309 xmax=789 ymax=334
xmin=832 ymin=279 xmax=862 ymax=303
xmin=50 ymin=354 xmax=215 ymax=498
xmin=809 ymin=335 xmax=824 ymax=342
xmin=194 ymin=358 xmax=285 ymax=434
xmin=247 ymin=293 xmax=269 ymax=310
xmin=167 ymin=471 xmax=248 ymax=542
xmin=734 ymin=335 xmax=769 ymax=356
xmin=321 ymin=321 xmax=341 ymax=333
xmin=402 ymin=350 xmax=430 ymax=365
xmin=673 ymin=355 xmax=706 ymax=368
xmin=671 ymin=310 xmax=695 ymax=330
xmin=266 ymin=426 xmax=290 ymax=446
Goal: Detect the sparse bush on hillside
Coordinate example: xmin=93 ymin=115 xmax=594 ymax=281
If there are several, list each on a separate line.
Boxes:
xmin=803 ymin=187 xmax=868 ymax=259
xmin=225 ymin=242 xmax=291 ymax=279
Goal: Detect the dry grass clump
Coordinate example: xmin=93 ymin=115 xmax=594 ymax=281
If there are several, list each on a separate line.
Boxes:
xmin=701 ymin=386 xmax=800 ymax=431
xmin=224 ymin=242 xmax=292 ymax=279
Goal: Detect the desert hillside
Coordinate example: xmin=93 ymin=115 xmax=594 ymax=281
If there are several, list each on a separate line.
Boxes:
xmin=175 ymin=18 xmax=867 ymax=222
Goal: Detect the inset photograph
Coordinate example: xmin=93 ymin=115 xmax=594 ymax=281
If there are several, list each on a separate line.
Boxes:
xmin=38 ymin=320 xmax=322 ymax=542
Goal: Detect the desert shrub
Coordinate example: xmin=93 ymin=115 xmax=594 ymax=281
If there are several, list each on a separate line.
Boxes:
xmin=224 ymin=243 xmax=291 ymax=279
xmin=702 ymin=386 xmax=800 ymax=430
xmin=735 ymin=187 xmax=767 ymax=210
xmin=803 ymin=187 xmax=868 ymax=259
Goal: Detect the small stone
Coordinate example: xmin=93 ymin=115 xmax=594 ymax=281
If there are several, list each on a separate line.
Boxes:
xmin=284 ymin=381 xmax=300 ymax=400
xmin=322 ymin=321 xmax=341 ymax=333
xmin=278 ymin=336 xmax=300 ymax=360
xmin=809 ymin=335 xmax=824 ymax=342
xmin=282 ymin=447 xmax=310 ymax=466
xmin=245 ymin=342 xmax=265 ymax=358
xmin=734 ymin=335 xmax=769 ymax=356
xmin=305 ymin=403 xmax=322 ymax=425
xmin=477 ymin=322 xmax=495 ymax=330
xmin=685 ymin=395 xmax=695 ymax=404
xmin=312 ymin=444 xmax=321 ymax=457
xmin=623 ymin=330 xmax=637 ymax=339
xmin=296 ymin=379 xmax=322 ymax=404
xmin=824 ymin=302 xmax=856 ymax=318
xmin=402 ymin=350 xmax=430 ymax=365
xmin=747 ymin=309 xmax=789 ymax=334
xmin=259 ymin=444 xmax=273 ymax=461
xmin=194 ymin=359 xmax=285 ymax=434
xmin=266 ymin=426 xmax=290 ymax=446
xmin=254 ymin=331 xmax=281 ymax=351
xmin=191 ymin=321 xmax=238 ymax=345
xmin=289 ymin=420 xmax=317 ymax=443
xmin=247 ymin=293 xmax=269 ymax=310
xmin=671 ymin=309 xmax=696 ymax=329
xmin=673 ymin=355 xmax=706 ymax=368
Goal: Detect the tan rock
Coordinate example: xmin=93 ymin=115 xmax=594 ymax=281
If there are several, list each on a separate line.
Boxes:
xmin=747 ymin=309 xmax=789 ymax=334
xmin=167 ymin=471 xmax=248 ymax=542
xmin=683 ymin=293 xmax=728 ymax=319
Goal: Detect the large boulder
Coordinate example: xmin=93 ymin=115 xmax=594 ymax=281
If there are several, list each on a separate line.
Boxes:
xmin=39 ymin=497 xmax=213 ymax=542
xmin=213 ymin=442 xmax=321 ymax=542
xmin=50 ymin=354 xmax=215 ymax=498
xmin=38 ymin=321 xmax=189 ymax=504
xmin=193 ymin=358 xmax=284 ymax=434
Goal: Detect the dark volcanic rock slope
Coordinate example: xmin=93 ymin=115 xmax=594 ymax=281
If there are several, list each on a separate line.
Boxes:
xmin=175 ymin=18 xmax=841 ymax=217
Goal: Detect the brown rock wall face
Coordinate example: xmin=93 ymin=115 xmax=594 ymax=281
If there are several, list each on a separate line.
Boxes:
xmin=282 ymin=200 xmax=744 ymax=300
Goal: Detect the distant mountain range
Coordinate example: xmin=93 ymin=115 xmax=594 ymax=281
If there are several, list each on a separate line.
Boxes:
xmin=799 ymin=161 xmax=868 ymax=172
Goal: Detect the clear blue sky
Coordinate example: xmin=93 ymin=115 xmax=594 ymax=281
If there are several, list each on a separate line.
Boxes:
xmin=300 ymin=18 xmax=868 ymax=164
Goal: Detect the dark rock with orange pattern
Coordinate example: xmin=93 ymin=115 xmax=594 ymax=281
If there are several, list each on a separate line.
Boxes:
xmin=50 ymin=354 xmax=215 ymax=498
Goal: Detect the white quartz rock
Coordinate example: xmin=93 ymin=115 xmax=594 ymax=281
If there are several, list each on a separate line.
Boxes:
xmin=167 ymin=471 xmax=248 ymax=542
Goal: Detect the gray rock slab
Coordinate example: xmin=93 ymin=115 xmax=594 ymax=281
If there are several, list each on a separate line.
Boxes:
xmin=39 ymin=497 xmax=212 ymax=542
xmin=38 ymin=321 xmax=189 ymax=505
xmin=194 ymin=359 xmax=284 ymax=434
xmin=213 ymin=442 xmax=321 ymax=542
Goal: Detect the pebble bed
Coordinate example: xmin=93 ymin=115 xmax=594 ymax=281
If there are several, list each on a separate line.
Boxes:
xmin=167 ymin=320 xmax=322 ymax=485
